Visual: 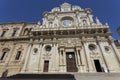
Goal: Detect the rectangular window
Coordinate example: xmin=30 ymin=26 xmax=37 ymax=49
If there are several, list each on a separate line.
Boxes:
xmin=12 ymin=30 xmax=17 ymax=37
xmin=15 ymin=51 xmax=21 ymax=60
xmin=0 ymin=52 xmax=7 ymax=60
xmin=1 ymin=31 xmax=6 ymax=37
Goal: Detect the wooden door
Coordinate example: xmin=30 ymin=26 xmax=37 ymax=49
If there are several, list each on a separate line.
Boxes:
xmin=43 ymin=61 xmax=49 ymax=72
xmin=66 ymin=52 xmax=78 ymax=72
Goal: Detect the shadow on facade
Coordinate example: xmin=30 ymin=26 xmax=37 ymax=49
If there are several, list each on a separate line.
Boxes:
xmin=0 ymin=74 xmax=76 ymax=80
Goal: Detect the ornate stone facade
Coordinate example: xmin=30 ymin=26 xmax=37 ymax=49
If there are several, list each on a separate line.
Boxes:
xmin=0 ymin=3 xmax=120 ymax=77
xmin=115 ymin=40 xmax=120 ymax=54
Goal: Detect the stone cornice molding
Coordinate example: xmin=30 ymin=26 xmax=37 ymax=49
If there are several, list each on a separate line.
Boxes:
xmin=0 ymin=36 xmax=30 ymax=41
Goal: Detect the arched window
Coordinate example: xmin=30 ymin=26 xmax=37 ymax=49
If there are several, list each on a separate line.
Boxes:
xmin=12 ymin=30 xmax=17 ymax=37
xmin=27 ymin=28 xmax=32 ymax=35
xmin=23 ymin=28 xmax=32 ymax=35
xmin=0 ymin=48 xmax=10 ymax=60
xmin=23 ymin=28 xmax=28 ymax=35
xmin=83 ymin=20 xmax=87 ymax=25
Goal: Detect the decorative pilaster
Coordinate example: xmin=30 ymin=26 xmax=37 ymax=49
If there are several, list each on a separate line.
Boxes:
xmin=96 ymin=36 xmax=109 ymax=73
xmin=38 ymin=43 xmax=42 ymax=72
xmin=76 ymin=47 xmax=82 ymax=72
xmin=21 ymin=43 xmax=32 ymax=72
xmin=75 ymin=11 xmax=80 ymax=26
xmin=63 ymin=49 xmax=66 ymax=66
xmin=76 ymin=48 xmax=81 ymax=66
xmin=4 ymin=43 xmax=16 ymax=76
xmin=109 ymin=36 xmax=120 ymax=64
xmin=51 ymin=43 xmax=56 ymax=72
xmin=110 ymin=45 xmax=120 ymax=65
xmin=82 ymin=41 xmax=94 ymax=72
xmin=59 ymin=49 xmax=63 ymax=66
xmin=55 ymin=43 xmax=59 ymax=71
xmin=59 ymin=48 xmax=66 ymax=72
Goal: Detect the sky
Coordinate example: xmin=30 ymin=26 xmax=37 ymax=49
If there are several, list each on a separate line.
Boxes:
xmin=0 ymin=0 xmax=119 ymax=39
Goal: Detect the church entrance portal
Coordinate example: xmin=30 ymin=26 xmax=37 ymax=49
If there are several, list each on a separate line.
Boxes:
xmin=66 ymin=52 xmax=78 ymax=72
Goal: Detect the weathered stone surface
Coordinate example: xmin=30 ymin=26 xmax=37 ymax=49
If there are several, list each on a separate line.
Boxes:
xmin=0 ymin=2 xmax=120 ymax=77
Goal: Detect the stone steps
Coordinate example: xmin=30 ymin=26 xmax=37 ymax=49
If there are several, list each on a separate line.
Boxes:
xmin=74 ymin=73 xmax=120 ymax=80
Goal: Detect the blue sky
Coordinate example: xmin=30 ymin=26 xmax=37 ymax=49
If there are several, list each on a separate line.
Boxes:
xmin=0 ymin=0 xmax=119 ymax=39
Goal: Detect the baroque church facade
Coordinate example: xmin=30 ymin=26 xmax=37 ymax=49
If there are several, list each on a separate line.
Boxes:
xmin=0 ymin=3 xmax=120 ymax=77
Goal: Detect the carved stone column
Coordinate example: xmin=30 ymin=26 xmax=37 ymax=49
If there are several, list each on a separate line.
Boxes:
xmin=76 ymin=48 xmax=81 ymax=66
xmin=77 ymin=46 xmax=88 ymax=72
xmin=75 ymin=11 xmax=80 ymax=26
xmin=54 ymin=43 xmax=59 ymax=71
xmin=76 ymin=47 xmax=81 ymax=72
xmin=59 ymin=49 xmax=63 ymax=66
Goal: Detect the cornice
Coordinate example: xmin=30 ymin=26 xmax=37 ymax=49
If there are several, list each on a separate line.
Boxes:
xmin=0 ymin=22 xmax=38 ymax=25
xmin=0 ymin=36 xmax=30 ymax=41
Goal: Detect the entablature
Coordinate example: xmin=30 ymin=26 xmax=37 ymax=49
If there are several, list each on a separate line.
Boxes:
xmin=0 ymin=36 xmax=29 ymax=41
xmin=31 ymin=25 xmax=111 ymax=38
xmin=32 ymin=25 xmax=109 ymax=31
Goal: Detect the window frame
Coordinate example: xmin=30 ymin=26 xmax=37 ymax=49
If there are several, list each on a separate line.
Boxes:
xmin=0 ymin=52 xmax=7 ymax=60
xmin=12 ymin=30 xmax=17 ymax=37
xmin=0 ymin=48 xmax=10 ymax=61
xmin=1 ymin=30 xmax=6 ymax=37
xmin=15 ymin=51 xmax=22 ymax=60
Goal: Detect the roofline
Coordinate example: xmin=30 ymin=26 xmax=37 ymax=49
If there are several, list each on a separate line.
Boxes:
xmin=0 ymin=22 xmax=38 ymax=25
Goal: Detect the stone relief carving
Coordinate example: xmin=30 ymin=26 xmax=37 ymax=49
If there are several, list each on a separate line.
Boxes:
xmin=43 ymin=53 xmax=52 ymax=59
xmin=59 ymin=38 xmax=81 ymax=48
xmin=90 ymin=51 xmax=100 ymax=58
